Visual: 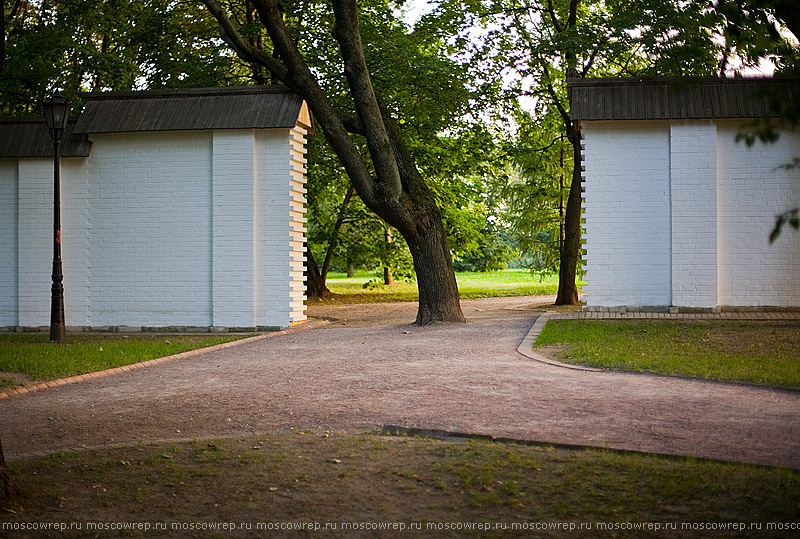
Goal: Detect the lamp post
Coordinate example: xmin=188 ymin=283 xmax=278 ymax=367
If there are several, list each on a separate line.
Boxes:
xmin=43 ymin=90 xmax=70 ymax=344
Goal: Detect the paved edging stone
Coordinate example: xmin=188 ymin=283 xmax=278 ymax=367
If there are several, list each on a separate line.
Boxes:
xmin=0 ymin=318 xmax=330 ymax=401
xmin=517 ymin=313 xmax=602 ymax=371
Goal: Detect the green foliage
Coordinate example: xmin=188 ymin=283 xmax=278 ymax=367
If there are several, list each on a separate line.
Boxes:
xmin=453 ymin=225 xmax=516 ymax=272
xmin=498 ymin=109 xmax=572 ymax=273
xmin=1 ymin=0 xmax=250 ymax=114
xmin=770 ymin=208 xmax=800 ymax=243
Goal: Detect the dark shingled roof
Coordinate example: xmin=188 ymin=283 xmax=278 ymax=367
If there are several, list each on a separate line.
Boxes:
xmin=73 ymin=85 xmax=313 ymax=134
xmin=568 ymin=77 xmax=800 ymax=121
xmin=0 ymin=118 xmax=91 ymax=158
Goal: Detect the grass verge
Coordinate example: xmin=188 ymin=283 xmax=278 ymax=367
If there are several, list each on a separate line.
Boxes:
xmin=0 ymin=333 xmax=252 ymax=389
xmin=313 ymin=269 xmax=562 ymax=304
xmin=2 ymin=431 xmax=798 ymax=537
xmin=534 ymin=320 xmax=800 ymax=389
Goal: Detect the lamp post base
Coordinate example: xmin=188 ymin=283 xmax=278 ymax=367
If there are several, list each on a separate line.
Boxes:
xmin=50 ymin=269 xmax=65 ymax=344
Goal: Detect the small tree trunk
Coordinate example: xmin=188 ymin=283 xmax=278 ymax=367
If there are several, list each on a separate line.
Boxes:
xmin=1 ymin=437 xmax=14 ymax=498
xmin=383 ymin=227 xmax=393 ymax=285
xmin=559 ymin=135 xmax=566 ymax=253
xmin=555 ymin=129 xmax=582 ymax=305
xmin=347 ymin=262 xmax=355 ymax=278
xmin=305 ymin=245 xmax=331 ymax=298
xmin=320 ymin=185 xmax=356 ymax=283
xmin=1 ymin=1 xmax=6 ymax=80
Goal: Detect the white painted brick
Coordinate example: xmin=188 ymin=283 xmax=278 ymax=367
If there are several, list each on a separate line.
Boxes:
xmin=3 ymin=124 xmax=309 ymax=330
xmin=670 ymin=121 xmax=718 ymax=308
xmin=717 ymin=122 xmax=800 ymax=307
xmin=582 ymin=121 xmax=671 ymax=307
xmin=0 ymin=160 xmax=19 ymax=326
xmin=583 ymin=118 xmax=800 ymax=310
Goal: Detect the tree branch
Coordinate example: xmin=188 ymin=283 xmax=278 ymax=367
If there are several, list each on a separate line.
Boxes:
xmin=581 ymin=38 xmax=606 ymax=77
xmin=331 ymin=0 xmax=402 ymax=198
xmin=545 ymin=0 xmax=563 ymax=33
xmin=339 ymin=113 xmax=365 ymax=135
xmin=202 ymin=0 xmax=290 ymax=82
xmin=234 ymin=0 xmax=379 ymax=206
xmin=539 ymin=60 xmax=572 ymax=131
xmin=567 ymin=0 xmax=579 ymax=29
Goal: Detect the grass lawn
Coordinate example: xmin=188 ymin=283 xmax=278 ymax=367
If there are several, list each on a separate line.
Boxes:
xmin=3 ymin=431 xmax=798 ymax=537
xmin=315 ymin=269 xmax=561 ymax=304
xmin=535 ymin=320 xmax=800 ymax=389
xmin=0 ymin=333 xmax=251 ymax=390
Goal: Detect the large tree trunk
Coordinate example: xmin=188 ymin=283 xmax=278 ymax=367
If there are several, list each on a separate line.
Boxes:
xmin=555 ymin=127 xmax=582 ymax=305
xmin=404 ymin=214 xmax=464 ymax=324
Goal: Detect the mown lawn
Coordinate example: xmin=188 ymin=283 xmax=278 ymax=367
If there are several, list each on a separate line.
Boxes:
xmin=316 ymin=269 xmax=561 ymax=304
xmin=3 ymin=431 xmax=798 ymax=537
xmin=0 ymin=333 xmax=251 ymax=389
xmin=535 ymin=319 xmax=800 ymax=389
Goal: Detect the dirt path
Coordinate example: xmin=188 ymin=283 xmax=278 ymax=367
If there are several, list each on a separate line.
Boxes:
xmin=2 ymin=296 xmax=799 ymax=469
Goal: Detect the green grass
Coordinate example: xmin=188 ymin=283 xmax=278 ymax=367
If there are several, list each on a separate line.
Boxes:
xmin=535 ymin=320 xmax=800 ymax=388
xmin=0 ymin=333 xmax=251 ymax=385
xmin=3 ymin=431 xmax=798 ymax=536
xmin=319 ymin=269 xmax=561 ymax=303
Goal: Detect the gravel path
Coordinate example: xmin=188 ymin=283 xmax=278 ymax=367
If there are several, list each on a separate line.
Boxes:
xmin=2 ymin=296 xmax=799 ymax=469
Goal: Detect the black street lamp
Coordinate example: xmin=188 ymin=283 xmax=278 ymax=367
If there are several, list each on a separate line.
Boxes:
xmin=43 ymin=90 xmax=70 ymax=344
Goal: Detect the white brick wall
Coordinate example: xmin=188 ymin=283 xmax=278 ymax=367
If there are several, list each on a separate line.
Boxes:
xmin=582 ymin=118 xmax=800 ymax=310
xmin=0 ymin=161 xmax=18 ymax=326
xmin=582 ymin=121 xmax=672 ymax=307
xmin=16 ymin=159 xmax=54 ymax=327
xmin=717 ymin=122 xmax=800 ymax=307
xmin=87 ymin=132 xmax=214 ymax=327
xmin=670 ymin=122 xmax=718 ymax=307
xmin=212 ymin=130 xmax=255 ymax=328
xmin=13 ymin=158 xmax=91 ymax=327
xmin=2 ymin=127 xmax=308 ymax=330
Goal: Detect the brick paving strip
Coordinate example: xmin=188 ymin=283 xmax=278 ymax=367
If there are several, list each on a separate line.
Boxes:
xmin=0 ymin=319 xmax=331 ymax=401
xmin=1 ymin=297 xmax=799 ymax=469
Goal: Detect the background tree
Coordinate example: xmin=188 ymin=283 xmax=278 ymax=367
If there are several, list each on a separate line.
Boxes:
xmin=201 ymin=0 xmax=482 ymax=323
xmin=429 ymin=0 xmax=800 ymax=304
xmin=1 ymin=0 xmax=6 ymax=78
xmin=0 ymin=0 xmax=254 ymax=114
xmin=294 ymin=0 xmax=496 ymax=299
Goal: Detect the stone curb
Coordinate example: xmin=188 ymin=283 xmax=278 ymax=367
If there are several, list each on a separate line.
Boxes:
xmin=519 ymin=310 xmax=800 ymax=372
xmin=0 ymin=318 xmax=330 ymax=401
xmin=517 ymin=313 xmax=602 ymax=372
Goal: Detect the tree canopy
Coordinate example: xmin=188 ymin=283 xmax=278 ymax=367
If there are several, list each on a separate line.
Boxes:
xmin=2 ymin=0 xmax=797 ymax=307
xmin=0 ymin=0 xmax=257 ymax=114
